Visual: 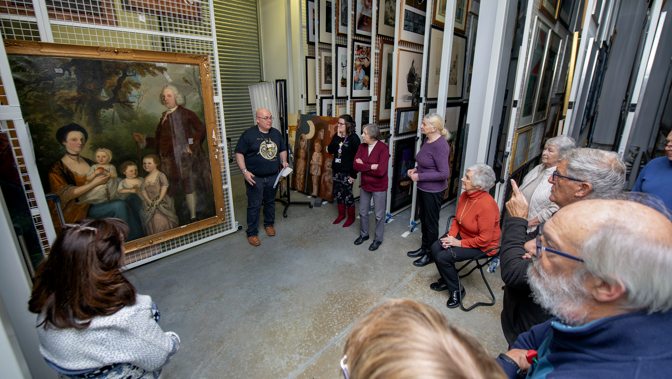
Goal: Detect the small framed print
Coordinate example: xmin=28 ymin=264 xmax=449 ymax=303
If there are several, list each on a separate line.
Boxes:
xmin=400 ymin=0 xmax=427 ymax=45
xmin=320 ymin=51 xmax=333 ymax=91
xmin=307 ymin=0 xmax=316 ymax=44
xmin=378 ymin=0 xmax=396 ymax=38
xmin=321 ymin=97 xmax=334 ymax=117
xmin=305 ymin=57 xmax=317 ymax=105
xmin=354 ymin=100 xmax=371 ymax=128
xmin=426 ymin=29 xmax=466 ymax=99
xmin=335 ymin=104 xmax=347 ymax=117
xmin=468 ymin=0 xmax=479 ymax=16
xmin=377 ymin=39 xmax=394 ymax=121
xmin=510 ymin=127 xmax=532 ymax=174
xmin=351 ymin=41 xmax=372 ymax=98
xmin=433 ymin=0 xmax=446 ymax=26
xmin=319 ymin=0 xmax=333 ymax=43
xmin=355 ymin=0 xmax=373 ymax=36
xmin=454 ymin=0 xmax=467 ymax=33
xmin=395 ymin=107 xmax=420 ymax=136
xmin=539 ymin=0 xmax=559 ymax=22
xmin=337 ymin=0 xmax=349 ymax=35
xmin=395 ymin=48 xmax=424 ymax=107
xmin=336 ymin=45 xmax=349 ymax=98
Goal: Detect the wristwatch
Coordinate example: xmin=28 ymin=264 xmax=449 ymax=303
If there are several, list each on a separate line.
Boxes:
xmin=242 ymin=169 xmax=248 ymax=174
xmin=498 ymin=353 xmax=521 ymax=376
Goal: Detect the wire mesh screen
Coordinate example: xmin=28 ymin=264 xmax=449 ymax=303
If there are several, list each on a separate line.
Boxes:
xmin=0 ymin=0 xmax=238 ymax=268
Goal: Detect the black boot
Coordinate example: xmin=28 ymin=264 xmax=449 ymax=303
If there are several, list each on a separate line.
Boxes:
xmin=407 ymin=247 xmax=426 ymax=257
xmin=447 ymin=287 xmax=466 ymax=308
xmin=413 ymin=254 xmax=434 ymax=267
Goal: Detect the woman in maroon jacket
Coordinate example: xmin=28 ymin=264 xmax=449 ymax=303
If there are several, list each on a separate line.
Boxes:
xmin=352 ymin=124 xmax=390 ymax=251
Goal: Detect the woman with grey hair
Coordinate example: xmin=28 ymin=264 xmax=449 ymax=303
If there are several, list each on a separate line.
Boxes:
xmin=352 ymin=124 xmax=390 ymax=251
xmin=428 ymin=164 xmax=501 ymax=308
xmin=518 ymin=136 xmax=575 ymax=232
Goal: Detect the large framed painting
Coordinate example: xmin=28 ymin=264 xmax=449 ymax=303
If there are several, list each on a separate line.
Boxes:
xmin=510 ymin=127 xmax=532 ymax=173
xmin=395 ymin=48 xmax=424 ymax=107
xmin=351 ymin=41 xmax=372 ymax=98
xmin=306 ymin=57 xmax=317 ymax=105
xmin=377 ymin=39 xmax=394 ymax=121
xmin=533 ymin=32 xmax=562 ymax=123
xmin=307 ymin=0 xmax=316 ymax=44
xmin=539 ymin=0 xmax=559 ymax=22
xmin=355 ymin=0 xmax=373 ymax=36
xmin=293 ymin=115 xmax=337 ymax=201
xmin=338 ymin=0 xmax=349 ymax=35
xmin=320 ymin=0 xmax=333 ymax=43
xmin=378 ymin=0 xmax=397 ymax=38
xmin=391 ymin=137 xmax=416 ymax=212
xmin=520 ymin=17 xmax=550 ymax=127
xmin=395 ymin=107 xmax=419 ymax=136
xmin=400 ymin=0 xmax=427 ymax=45
xmin=336 ymin=45 xmax=348 ymax=98
xmin=454 ymin=0 xmax=467 ymax=33
xmin=427 ymin=29 xmax=466 ymax=99
xmin=5 ymin=40 xmax=225 ymax=252
xmin=320 ymin=51 xmax=333 ymax=91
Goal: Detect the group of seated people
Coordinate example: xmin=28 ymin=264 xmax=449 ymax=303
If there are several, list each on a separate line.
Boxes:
xmin=27 ymin=119 xmax=672 ymax=377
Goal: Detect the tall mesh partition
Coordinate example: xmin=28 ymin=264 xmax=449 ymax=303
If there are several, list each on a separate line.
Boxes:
xmin=0 ymin=0 xmax=241 ymax=268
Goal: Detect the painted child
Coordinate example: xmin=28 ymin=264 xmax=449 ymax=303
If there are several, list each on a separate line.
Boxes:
xmin=78 ymin=148 xmax=118 ymax=204
xmin=116 ymin=161 xmax=144 ymax=200
xmin=138 ymin=154 xmax=179 ymax=235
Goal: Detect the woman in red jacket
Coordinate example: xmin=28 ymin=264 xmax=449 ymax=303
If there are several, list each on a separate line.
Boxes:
xmin=352 ymin=124 xmax=389 ymax=251
xmin=429 ymin=163 xmax=501 ymax=308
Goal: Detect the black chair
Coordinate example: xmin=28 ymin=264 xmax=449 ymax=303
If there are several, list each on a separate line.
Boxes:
xmin=442 ymin=215 xmax=501 ymax=312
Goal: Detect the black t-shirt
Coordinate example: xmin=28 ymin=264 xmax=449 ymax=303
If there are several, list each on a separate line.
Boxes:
xmin=235 ymin=126 xmax=287 ymax=177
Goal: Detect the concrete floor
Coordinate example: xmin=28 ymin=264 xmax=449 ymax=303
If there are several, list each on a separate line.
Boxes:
xmin=125 ymin=174 xmax=508 ymax=378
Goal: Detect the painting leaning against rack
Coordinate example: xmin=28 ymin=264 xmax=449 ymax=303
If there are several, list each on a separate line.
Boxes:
xmin=5 ymin=40 xmax=226 ymax=252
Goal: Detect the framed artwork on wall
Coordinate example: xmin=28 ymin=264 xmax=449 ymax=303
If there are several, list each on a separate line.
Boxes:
xmin=320 ymin=0 xmax=333 ymax=43
xmin=377 ymin=39 xmax=394 ymax=121
xmin=400 ymin=0 xmax=427 ymax=45
xmin=391 ymin=137 xmax=416 ymax=212
xmin=307 ymin=0 xmax=316 ymax=44
xmin=433 ymin=0 xmax=446 ymax=26
xmin=378 ymin=0 xmax=396 ymax=38
xmin=544 ymin=103 xmax=561 ymax=141
xmin=320 ymin=51 xmax=333 ymax=91
xmin=335 ymin=104 xmax=347 ymax=117
xmin=354 ymin=101 xmax=371 ymax=128
xmin=426 ymin=29 xmax=466 ymax=99
xmin=355 ymin=0 xmax=373 ymax=36
xmin=557 ymin=0 xmax=573 ymax=29
xmin=463 ymin=15 xmax=477 ymax=99
xmin=520 ymin=17 xmax=550 ymax=127
xmin=321 ymin=97 xmax=334 ymax=117
xmin=527 ymin=122 xmax=545 ymax=160
xmin=510 ymin=127 xmax=532 ymax=173
xmin=468 ymin=0 xmax=479 ymax=16
xmin=337 ymin=0 xmax=349 ymax=35
xmin=351 ymin=41 xmax=372 ymax=98
xmin=293 ymin=115 xmax=338 ymax=201
xmin=5 ymin=40 xmax=225 ymax=252
xmin=395 ymin=107 xmax=419 ymax=136
xmin=448 ymin=34 xmax=467 ymax=98
xmin=454 ymin=0 xmax=467 ymax=33
xmin=336 ymin=45 xmax=348 ymax=98
xmin=395 ymin=48 xmax=424 ymax=107
xmin=533 ymin=32 xmax=562 ymax=123
xmin=306 ymin=57 xmax=317 ymax=105
xmin=539 ymin=0 xmax=559 ymax=21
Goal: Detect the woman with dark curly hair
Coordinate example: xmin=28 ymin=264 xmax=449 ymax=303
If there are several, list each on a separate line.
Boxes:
xmin=29 ymin=218 xmax=180 ymax=378
xmin=326 ymin=114 xmax=361 ymax=227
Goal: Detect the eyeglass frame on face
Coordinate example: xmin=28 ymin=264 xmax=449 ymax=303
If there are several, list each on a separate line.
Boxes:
xmin=340 ymin=355 xmax=349 ymax=379
xmin=256 ymin=116 xmax=273 ymax=121
xmin=551 ymin=170 xmax=584 ymax=183
xmin=535 ymin=223 xmax=584 ymax=263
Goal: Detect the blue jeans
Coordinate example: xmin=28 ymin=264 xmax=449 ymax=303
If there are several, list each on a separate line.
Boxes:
xmin=245 ymin=175 xmax=279 ymax=237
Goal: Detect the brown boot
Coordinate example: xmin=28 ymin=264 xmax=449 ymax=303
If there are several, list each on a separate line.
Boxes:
xmin=333 ymin=203 xmax=346 ymax=224
xmin=343 ymin=206 xmax=356 ymax=227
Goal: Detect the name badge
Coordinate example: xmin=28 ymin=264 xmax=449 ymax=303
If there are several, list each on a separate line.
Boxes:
xmin=188 ymin=138 xmax=193 ymax=144
xmin=335 ymin=158 xmax=342 ymax=163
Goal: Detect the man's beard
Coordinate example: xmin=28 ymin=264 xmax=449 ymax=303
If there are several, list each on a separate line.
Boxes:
xmin=527 ymin=258 xmax=591 ymax=326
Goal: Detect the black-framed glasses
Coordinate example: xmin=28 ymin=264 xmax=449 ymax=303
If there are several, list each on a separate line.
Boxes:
xmin=257 ymin=116 xmax=273 ymax=121
xmin=536 ymin=223 xmax=584 ymax=263
xmin=551 ymin=171 xmax=583 ymax=183
xmin=63 ymin=223 xmax=99 ymax=246
xmin=340 ymin=355 xmax=349 ymax=379
xmin=337 ymin=122 xmax=347 ymax=126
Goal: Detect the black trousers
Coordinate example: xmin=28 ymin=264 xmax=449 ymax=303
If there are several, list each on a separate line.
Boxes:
xmin=418 ymin=189 xmax=443 ymax=251
xmin=430 ymin=234 xmax=484 ymax=293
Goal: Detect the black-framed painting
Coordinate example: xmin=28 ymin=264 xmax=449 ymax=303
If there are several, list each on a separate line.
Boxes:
xmin=377 ymin=39 xmax=394 ymax=121
xmin=320 ymin=51 xmax=333 ymax=91
xmin=510 ymin=127 xmax=532 ymax=173
xmin=5 ymin=40 xmax=225 ymax=253
xmin=338 ymin=0 xmax=349 ymax=35
xmin=520 ymin=17 xmax=550 ymax=127
xmin=395 ymin=48 xmax=423 ymax=107
xmin=533 ymin=32 xmax=562 ymax=123
xmin=319 ymin=0 xmax=333 ymax=43
xmin=321 ymin=97 xmax=334 ymax=117
xmin=400 ymin=0 xmax=427 ymax=45
xmin=336 ymin=44 xmax=348 ymax=98
xmin=306 ymin=57 xmax=317 ymax=105
xmin=391 ymin=137 xmax=416 ymax=212
xmin=378 ymin=0 xmax=396 ymax=38
xmin=539 ymin=0 xmax=559 ymax=21
xmin=307 ymin=0 xmax=316 ymax=44
xmin=426 ymin=28 xmax=466 ymax=99
xmin=351 ymin=41 xmax=372 ymax=98
xmin=355 ymin=0 xmax=373 ymax=36
xmin=395 ymin=107 xmax=419 ymax=136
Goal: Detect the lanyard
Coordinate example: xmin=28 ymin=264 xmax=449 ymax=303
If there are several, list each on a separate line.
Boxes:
xmin=338 ymin=135 xmax=347 ymax=156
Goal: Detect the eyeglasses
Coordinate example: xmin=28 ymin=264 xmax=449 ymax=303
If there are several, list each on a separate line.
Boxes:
xmin=340 ymin=355 xmax=349 ymax=379
xmin=63 ymin=223 xmax=99 ymax=246
xmin=257 ymin=116 xmax=273 ymax=121
xmin=337 ymin=122 xmax=347 ymax=126
xmin=536 ymin=223 xmax=584 ymax=263
xmin=551 ymin=171 xmax=583 ymax=183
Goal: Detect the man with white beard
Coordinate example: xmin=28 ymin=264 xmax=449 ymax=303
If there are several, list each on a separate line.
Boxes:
xmin=495 ymin=200 xmax=672 ymax=378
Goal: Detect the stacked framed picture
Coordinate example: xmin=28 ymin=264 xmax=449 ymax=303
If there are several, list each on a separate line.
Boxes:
xmin=400 ymin=0 xmax=427 ymax=44
xmin=352 ymin=41 xmax=372 ymax=98
xmin=426 ymin=27 xmax=466 ymax=100
xmin=377 ymin=39 xmax=395 ymax=121
xmin=391 ymin=137 xmax=416 ymax=212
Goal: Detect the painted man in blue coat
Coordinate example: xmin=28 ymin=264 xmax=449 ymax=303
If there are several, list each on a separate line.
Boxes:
xmin=496 ymin=199 xmax=672 ymax=379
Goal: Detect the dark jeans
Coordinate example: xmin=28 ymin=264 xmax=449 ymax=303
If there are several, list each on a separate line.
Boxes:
xmin=430 ymin=234 xmax=483 ymax=293
xmin=245 ymin=175 xmax=278 ymax=237
xmin=418 ymin=189 xmax=443 ymax=251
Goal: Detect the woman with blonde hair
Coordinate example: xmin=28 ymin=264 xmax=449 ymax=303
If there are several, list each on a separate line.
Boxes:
xmin=407 ymin=113 xmax=451 ymax=266
xmin=341 ymin=299 xmax=506 ymax=379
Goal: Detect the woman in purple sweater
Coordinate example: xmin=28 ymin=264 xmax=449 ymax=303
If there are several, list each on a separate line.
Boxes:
xmin=406 ymin=113 xmax=451 ymax=266
xmin=353 ymin=124 xmax=390 ymax=251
